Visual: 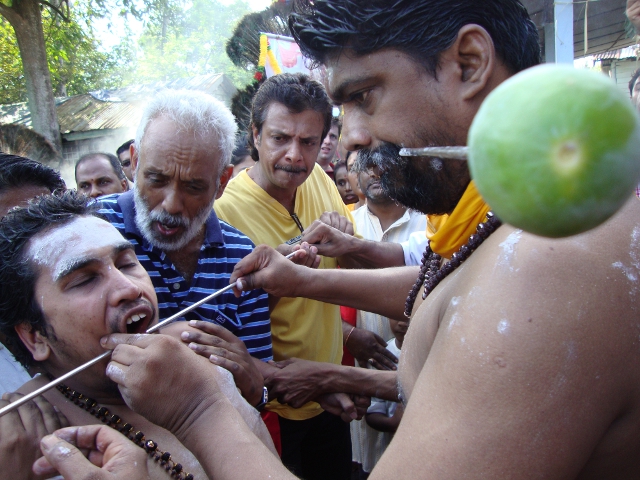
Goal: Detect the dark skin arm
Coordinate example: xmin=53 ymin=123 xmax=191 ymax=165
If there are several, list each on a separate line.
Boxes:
xmin=265 ymin=357 xmax=399 ymax=405
xmin=342 ymin=320 xmax=399 ymax=370
xmin=301 ymin=212 xmax=406 ymax=269
xmin=231 ymin=244 xmax=418 ymax=321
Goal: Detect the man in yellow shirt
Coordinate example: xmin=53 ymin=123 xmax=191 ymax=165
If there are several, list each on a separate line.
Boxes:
xmin=214 ymin=73 xmax=356 ymax=480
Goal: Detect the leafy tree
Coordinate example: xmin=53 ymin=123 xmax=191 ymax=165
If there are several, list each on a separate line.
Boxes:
xmin=0 ymin=0 xmax=140 ymax=155
xmin=136 ymin=0 xmax=254 ymax=87
xmin=226 ymin=2 xmax=293 ymax=132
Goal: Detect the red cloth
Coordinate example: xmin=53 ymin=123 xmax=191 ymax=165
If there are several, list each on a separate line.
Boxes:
xmin=341 ymin=306 xmax=357 ymax=366
xmin=260 ymin=410 xmax=282 ymax=456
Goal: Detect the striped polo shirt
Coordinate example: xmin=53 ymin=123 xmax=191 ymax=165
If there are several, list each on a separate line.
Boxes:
xmin=97 ymin=191 xmax=273 ymax=361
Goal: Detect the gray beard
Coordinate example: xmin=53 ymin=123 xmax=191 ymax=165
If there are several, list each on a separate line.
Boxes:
xmin=133 ymin=185 xmax=213 ymax=251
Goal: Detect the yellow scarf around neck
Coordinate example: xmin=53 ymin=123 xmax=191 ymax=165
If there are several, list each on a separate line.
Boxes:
xmin=429 ymin=181 xmax=490 ymax=259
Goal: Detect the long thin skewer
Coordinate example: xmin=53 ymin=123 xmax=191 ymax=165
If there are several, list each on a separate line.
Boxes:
xmin=399 ymin=146 xmax=468 ymax=160
xmin=0 ymin=251 xmax=297 ymax=417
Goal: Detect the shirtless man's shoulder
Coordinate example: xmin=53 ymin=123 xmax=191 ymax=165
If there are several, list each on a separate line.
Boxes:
xmin=392 ymin=197 xmax=640 ymax=478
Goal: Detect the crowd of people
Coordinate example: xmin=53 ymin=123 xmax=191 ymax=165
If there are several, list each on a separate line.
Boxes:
xmin=1 ymin=0 xmax=640 ymax=479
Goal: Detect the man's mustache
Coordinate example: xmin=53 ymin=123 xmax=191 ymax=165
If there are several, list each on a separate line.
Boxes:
xmin=275 ymin=165 xmax=308 ymax=173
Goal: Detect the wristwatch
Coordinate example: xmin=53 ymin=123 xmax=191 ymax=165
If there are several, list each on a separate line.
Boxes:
xmin=255 ymin=386 xmax=269 ymax=411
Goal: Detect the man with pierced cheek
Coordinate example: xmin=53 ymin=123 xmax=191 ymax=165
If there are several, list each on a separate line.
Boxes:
xmin=0 ymin=191 xmax=276 ymax=478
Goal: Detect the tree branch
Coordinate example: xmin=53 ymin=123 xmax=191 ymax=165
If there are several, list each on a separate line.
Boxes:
xmin=0 ymin=2 xmax=19 ymax=25
xmin=38 ymin=0 xmax=70 ymax=22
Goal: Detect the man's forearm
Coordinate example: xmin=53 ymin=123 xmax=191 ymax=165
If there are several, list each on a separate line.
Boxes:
xmin=300 ymin=265 xmax=419 ymax=320
xmin=182 ymin=400 xmax=293 ymax=480
xmin=338 ymin=236 xmax=406 ymax=269
xmin=322 ymin=363 xmax=399 ymax=401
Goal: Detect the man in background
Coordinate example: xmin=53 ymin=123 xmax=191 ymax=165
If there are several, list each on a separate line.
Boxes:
xmin=75 ymin=152 xmax=129 ymax=198
xmin=116 ymin=139 xmax=135 ymax=182
xmin=215 ymin=73 xmax=356 ymax=480
xmin=316 ymin=117 xmax=341 ymax=179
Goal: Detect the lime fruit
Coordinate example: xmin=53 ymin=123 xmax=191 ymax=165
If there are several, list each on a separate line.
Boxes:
xmin=468 ymin=64 xmax=640 ymax=238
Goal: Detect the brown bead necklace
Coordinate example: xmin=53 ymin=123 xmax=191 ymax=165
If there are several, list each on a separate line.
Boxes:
xmin=404 ymin=211 xmax=502 ymax=317
xmin=56 ymin=384 xmax=194 ymax=480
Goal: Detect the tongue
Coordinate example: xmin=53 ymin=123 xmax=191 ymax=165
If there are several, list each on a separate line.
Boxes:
xmin=156 ymin=222 xmax=180 ymax=236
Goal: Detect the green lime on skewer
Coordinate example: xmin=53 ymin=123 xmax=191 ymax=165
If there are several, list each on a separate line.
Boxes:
xmin=469 ymin=64 xmax=640 ymax=238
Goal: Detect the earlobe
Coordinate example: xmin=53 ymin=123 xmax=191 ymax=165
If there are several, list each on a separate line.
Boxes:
xmin=215 ymin=165 xmax=234 ymax=200
xmin=252 ymin=125 xmax=260 ymax=147
xmin=453 ymin=24 xmax=496 ymax=101
xmin=15 ymin=324 xmax=51 ymax=362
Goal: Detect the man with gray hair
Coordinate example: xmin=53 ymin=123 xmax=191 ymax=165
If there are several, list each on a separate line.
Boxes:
xmin=97 ymin=89 xmax=274 ymax=408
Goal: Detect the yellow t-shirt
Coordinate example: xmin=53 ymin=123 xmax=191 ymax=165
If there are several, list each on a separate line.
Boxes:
xmin=214 ymin=164 xmax=357 ymax=420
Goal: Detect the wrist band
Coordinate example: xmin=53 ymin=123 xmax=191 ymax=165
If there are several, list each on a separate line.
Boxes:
xmin=344 ymin=326 xmax=356 ymax=347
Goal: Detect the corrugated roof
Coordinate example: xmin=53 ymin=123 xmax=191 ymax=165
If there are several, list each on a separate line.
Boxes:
xmin=0 ymin=73 xmax=236 ymax=135
xmin=593 ymin=44 xmax=639 ymax=59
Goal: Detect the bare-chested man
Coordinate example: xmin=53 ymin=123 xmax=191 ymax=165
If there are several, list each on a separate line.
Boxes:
xmin=0 ymin=191 xmax=274 ymax=479
xmin=32 ymin=0 xmax=640 ymax=478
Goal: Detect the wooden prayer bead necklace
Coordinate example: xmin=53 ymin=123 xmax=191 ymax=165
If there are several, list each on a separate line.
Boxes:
xmin=404 ymin=212 xmax=502 ymax=317
xmin=56 ymin=384 xmax=194 ymax=480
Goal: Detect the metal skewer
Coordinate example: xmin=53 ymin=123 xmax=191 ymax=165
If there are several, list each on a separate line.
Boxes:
xmin=399 ymin=146 xmax=468 ymax=160
xmin=0 ymin=251 xmax=297 ymax=417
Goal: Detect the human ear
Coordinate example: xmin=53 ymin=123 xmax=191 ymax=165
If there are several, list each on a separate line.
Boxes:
xmin=450 ymin=24 xmax=496 ymax=101
xmin=215 ymin=165 xmax=234 ymax=200
xmin=15 ymin=324 xmax=51 ymax=362
xmin=120 ymin=178 xmax=129 ymax=192
xmin=130 ymin=144 xmax=139 ymax=181
xmin=252 ymin=125 xmax=261 ymax=147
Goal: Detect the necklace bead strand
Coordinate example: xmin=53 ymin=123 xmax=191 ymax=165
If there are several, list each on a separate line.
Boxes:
xmin=56 ymin=384 xmax=194 ymax=480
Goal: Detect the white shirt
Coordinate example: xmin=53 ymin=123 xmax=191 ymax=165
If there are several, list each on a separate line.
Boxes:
xmin=0 ymin=344 xmax=30 ymax=394
xmin=350 ymin=205 xmax=425 ymax=472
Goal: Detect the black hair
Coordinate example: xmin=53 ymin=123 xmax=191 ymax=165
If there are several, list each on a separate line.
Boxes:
xmin=0 ymin=191 xmax=99 ymax=368
xmin=116 ymin=139 xmax=134 ymax=157
xmin=231 ymin=134 xmax=252 ymax=166
xmin=248 ymin=73 xmax=333 ymax=161
xmin=630 ymin=68 xmax=640 ymax=96
xmin=75 ymin=152 xmax=127 ymax=182
xmin=333 ymin=160 xmax=347 ymax=183
xmin=289 ymin=0 xmax=540 ymax=77
xmin=0 ymin=153 xmax=66 ymax=195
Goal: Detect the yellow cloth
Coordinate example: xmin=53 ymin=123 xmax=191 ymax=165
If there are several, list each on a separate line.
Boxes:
xmin=215 ymin=164 xmax=357 ymax=420
xmin=346 ymin=203 xmax=356 ymax=211
xmin=426 ymin=214 xmax=448 ymax=239
xmin=429 ymin=181 xmax=490 ymax=259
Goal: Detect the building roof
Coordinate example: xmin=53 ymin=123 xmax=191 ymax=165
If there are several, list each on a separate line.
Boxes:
xmin=522 ymin=0 xmax=636 ymax=58
xmin=0 ymin=73 xmax=237 ymax=136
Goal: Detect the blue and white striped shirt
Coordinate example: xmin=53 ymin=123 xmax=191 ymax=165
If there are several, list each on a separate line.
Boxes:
xmin=97 ymin=191 xmax=273 ymax=361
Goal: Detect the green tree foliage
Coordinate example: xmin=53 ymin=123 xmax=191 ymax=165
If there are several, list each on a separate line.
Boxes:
xmin=0 ymin=17 xmax=24 ymax=104
xmin=0 ymin=5 xmax=132 ymax=104
xmin=136 ymin=0 xmax=254 ymax=87
xmin=226 ymin=2 xmax=292 ymax=71
xmin=226 ymin=2 xmax=293 ymax=132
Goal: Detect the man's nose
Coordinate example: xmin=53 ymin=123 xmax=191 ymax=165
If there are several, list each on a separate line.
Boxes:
xmin=285 ymin=141 xmax=304 ymax=162
xmin=344 ymin=180 xmax=353 ymax=192
xmin=89 ymin=185 xmax=102 ymax=198
xmin=340 ymin=111 xmax=371 ymax=152
xmin=161 ymin=187 xmax=184 ymax=215
xmin=110 ymin=269 xmax=143 ymax=305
